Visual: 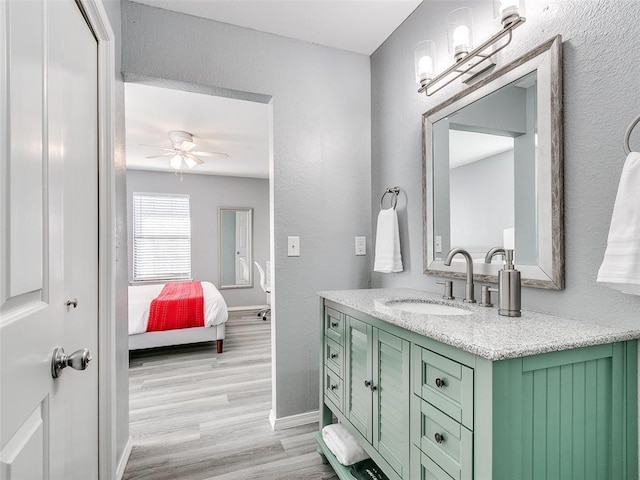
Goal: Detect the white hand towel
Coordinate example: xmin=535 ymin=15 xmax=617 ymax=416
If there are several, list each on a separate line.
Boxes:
xmin=321 ymin=423 xmax=369 ymax=466
xmin=374 ymin=208 xmax=403 ymax=273
xmin=597 ymin=151 xmax=640 ymax=295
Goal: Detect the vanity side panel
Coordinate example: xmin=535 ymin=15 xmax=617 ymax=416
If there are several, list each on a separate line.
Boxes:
xmin=491 ymin=343 xmax=637 ymax=480
xmin=630 ymin=342 xmax=638 ymax=479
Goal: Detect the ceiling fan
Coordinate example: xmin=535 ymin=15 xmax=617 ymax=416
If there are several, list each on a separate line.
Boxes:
xmin=143 ymin=130 xmax=229 ymax=170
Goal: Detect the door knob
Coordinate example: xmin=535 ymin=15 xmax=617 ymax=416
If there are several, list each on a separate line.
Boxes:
xmin=51 ymin=346 xmax=92 ymax=379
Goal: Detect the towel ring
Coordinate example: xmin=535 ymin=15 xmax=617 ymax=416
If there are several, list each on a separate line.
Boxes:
xmin=623 ymin=114 xmax=640 ymax=155
xmin=380 ymin=187 xmax=400 ymax=210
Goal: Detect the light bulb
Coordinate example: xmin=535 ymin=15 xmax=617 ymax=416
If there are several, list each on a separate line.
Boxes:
xmin=452 ymin=25 xmax=470 ymax=53
xmin=169 ymin=155 xmax=182 ymax=170
xmin=447 ymin=8 xmax=473 ymax=61
xmin=418 ymin=56 xmax=433 ymax=80
xmin=495 ymin=0 xmax=523 ymax=27
xmin=414 ymin=40 xmax=437 ymax=86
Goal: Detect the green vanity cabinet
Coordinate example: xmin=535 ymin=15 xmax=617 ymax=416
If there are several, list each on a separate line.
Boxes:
xmin=319 ymin=298 xmax=638 ymax=480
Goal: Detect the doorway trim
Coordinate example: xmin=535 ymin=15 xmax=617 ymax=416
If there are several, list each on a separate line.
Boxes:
xmin=75 ymin=0 xmax=117 ymax=478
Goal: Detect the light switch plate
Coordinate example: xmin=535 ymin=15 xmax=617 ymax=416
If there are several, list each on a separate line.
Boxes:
xmin=287 ymin=236 xmax=300 ymax=257
xmin=355 ymin=236 xmax=366 ymax=256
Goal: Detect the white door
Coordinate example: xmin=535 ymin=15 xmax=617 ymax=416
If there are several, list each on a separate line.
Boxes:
xmin=0 ymin=0 xmax=99 ymax=479
xmin=235 ymin=210 xmax=250 ymax=284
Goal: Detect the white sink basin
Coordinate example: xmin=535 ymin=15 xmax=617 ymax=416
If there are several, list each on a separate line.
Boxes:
xmin=385 ymin=301 xmax=473 ymax=316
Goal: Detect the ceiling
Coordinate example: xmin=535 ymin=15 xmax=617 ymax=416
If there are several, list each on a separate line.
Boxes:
xmin=125 ymin=83 xmax=270 ymax=178
xmin=449 ymin=130 xmax=514 ymax=168
xmin=129 ymin=0 xmax=423 ymax=55
xmin=125 ymin=1 xmax=424 ymax=177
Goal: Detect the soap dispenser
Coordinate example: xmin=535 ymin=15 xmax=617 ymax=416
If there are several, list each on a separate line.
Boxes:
xmin=484 ymin=247 xmax=521 ymax=317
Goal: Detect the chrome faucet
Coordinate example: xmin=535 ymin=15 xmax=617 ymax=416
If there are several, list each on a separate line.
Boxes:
xmin=444 ymin=248 xmax=476 ymax=303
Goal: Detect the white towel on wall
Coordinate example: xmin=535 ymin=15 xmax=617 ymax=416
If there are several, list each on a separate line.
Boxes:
xmin=374 ymin=208 xmax=403 ymax=273
xmin=597 ymin=151 xmax=640 ymax=295
xmin=322 ymin=423 xmax=369 ymax=466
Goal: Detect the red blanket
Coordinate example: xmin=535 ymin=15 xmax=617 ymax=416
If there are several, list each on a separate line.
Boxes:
xmin=147 ymin=281 xmax=204 ymax=332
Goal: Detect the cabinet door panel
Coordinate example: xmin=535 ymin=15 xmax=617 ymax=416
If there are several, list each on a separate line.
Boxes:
xmin=345 ymin=317 xmax=373 ymax=442
xmin=374 ymin=330 xmax=410 ymax=477
xmin=414 ymin=399 xmax=472 ymax=480
xmin=411 ymin=445 xmax=455 ymax=480
xmin=325 ymin=338 xmax=344 ymax=375
xmin=325 ymin=307 xmax=345 ymax=345
xmin=414 ymin=347 xmax=474 ymax=429
xmin=324 ymin=366 xmax=344 ymax=413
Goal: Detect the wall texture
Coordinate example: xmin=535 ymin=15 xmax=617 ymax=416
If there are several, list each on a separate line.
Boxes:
xmin=371 ymin=0 xmax=640 ymax=323
xmin=126 ymin=170 xmax=270 ymax=307
xmin=122 ymin=1 xmax=372 ymax=419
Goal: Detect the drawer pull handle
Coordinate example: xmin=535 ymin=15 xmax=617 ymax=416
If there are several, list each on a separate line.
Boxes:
xmin=435 ymin=377 xmax=446 ymax=388
xmin=434 ymin=433 xmax=444 ymax=444
xmin=330 ymin=384 xmax=338 ymax=391
xmin=370 ymin=384 xmax=377 ymax=392
xmin=364 ymin=380 xmax=372 ymax=388
xmin=331 ymin=321 xmax=339 ymax=328
xmin=330 ymin=353 xmax=338 ymax=359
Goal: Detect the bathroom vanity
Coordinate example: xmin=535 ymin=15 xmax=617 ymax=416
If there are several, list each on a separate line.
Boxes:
xmin=317 ymin=288 xmax=639 ymax=480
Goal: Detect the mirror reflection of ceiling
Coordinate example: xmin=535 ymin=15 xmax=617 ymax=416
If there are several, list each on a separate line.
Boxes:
xmin=129 ymin=0 xmax=423 ymax=55
xmin=449 ymin=130 xmax=514 ymax=168
xmin=125 ymin=83 xmax=270 ymax=178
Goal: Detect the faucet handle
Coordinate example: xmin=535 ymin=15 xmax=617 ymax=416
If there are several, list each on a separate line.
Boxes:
xmin=479 ymin=285 xmax=498 ymax=307
xmin=436 ymin=280 xmax=455 ymax=300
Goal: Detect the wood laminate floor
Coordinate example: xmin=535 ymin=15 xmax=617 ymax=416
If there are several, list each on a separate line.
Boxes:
xmin=124 ymin=312 xmax=338 ymax=480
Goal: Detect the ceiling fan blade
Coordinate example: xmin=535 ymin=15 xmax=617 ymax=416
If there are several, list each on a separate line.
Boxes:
xmin=191 ymin=151 xmax=230 ymax=158
xmin=139 ymin=144 xmax=175 ymax=152
xmin=145 ymin=153 xmax=174 ymax=159
xmin=186 ymin=153 xmax=204 ymax=164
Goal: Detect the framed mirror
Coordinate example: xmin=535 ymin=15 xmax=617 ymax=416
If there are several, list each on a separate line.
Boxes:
xmin=218 ymin=207 xmax=253 ymax=289
xmin=423 ymin=35 xmax=563 ymax=289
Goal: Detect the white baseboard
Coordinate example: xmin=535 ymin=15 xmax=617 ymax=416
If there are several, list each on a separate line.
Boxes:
xmin=227 ymin=305 xmax=268 ymax=312
xmin=116 ymin=437 xmax=133 ymax=480
xmin=269 ymin=409 xmax=319 ymax=431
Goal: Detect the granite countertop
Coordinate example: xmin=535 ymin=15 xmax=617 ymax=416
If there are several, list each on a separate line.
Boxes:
xmin=318 ymin=288 xmax=640 ymax=361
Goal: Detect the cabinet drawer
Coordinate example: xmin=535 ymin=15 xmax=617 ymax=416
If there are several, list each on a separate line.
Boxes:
xmin=413 ymin=347 xmax=473 ymax=429
xmin=413 ymin=398 xmax=472 ymax=480
xmin=325 ymin=307 xmax=345 ymax=345
xmin=324 ymin=366 xmax=344 ymax=413
xmin=324 ymin=338 xmax=344 ymax=375
xmin=411 ymin=445 xmax=456 ymax=480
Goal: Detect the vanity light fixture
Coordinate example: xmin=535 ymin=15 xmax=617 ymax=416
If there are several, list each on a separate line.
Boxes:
xmin=415 ymin=0 xmax=525 ymax=97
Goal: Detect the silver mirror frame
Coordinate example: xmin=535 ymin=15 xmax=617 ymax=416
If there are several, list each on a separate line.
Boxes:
xmin=218 ymin=207 xmax=254 ymax=290
xmin=423 ymin=35 xmax=563 ymax=289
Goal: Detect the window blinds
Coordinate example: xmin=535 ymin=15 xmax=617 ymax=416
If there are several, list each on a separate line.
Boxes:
xmin=133 ymin=193 xmax=191 ymax=281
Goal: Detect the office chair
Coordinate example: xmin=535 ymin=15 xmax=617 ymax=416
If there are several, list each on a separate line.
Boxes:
xmin=254 ymin=261 xmax=271 ymax=321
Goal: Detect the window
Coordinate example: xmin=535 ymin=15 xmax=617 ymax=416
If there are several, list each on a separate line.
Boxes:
xmin=133 ymin=193 xmax=191 ymax=281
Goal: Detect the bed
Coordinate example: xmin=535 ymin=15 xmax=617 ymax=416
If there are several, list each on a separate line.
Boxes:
xmin=128 ymin=281 xmax=228 ymax=353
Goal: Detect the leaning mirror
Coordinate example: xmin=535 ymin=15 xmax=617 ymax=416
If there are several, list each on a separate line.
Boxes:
xmin=219 ymin=207 xmax=253 ymax=289
xmin=423 ymin=35 xmax=563 ymax=289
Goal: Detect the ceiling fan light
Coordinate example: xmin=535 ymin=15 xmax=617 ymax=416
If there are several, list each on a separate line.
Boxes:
xmin=184 ymin=156 xmax=198 ymax=169
xmin=169 ymin=155 xmax=182 ymax=170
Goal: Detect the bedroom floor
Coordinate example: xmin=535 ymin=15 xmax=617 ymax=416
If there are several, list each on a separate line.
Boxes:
xmin=124 ymin=311 xmax=338 ymax=480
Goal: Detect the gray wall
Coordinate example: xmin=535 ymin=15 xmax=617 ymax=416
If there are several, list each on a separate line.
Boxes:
xmin=101 ymin=0 xmax=129 ymax=467
xmin=126 ymin=170 xmax=270 ymax=307
xmin=372 ymin=1 xmax=640 ymax=315
xmin=122 ymin=1 xmax=371 ymax=419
